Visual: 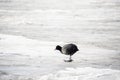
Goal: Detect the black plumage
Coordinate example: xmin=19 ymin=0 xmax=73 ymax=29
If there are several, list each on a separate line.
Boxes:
xmin=55 ymin=43 xmax=79 ymax=62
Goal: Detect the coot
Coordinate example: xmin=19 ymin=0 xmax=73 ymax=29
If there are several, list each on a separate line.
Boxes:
xmin=55 ymin=43 xmax=79 ymax=62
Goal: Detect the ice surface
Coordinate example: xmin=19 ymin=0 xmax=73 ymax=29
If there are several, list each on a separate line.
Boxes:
xmin=0 ymin=34 xmax=120 ymax=80
xmin=0 ymin=34 xmax=64 ymax=57
xmin=39 ymin=67 xmax=120 ymax=80
xmin=0 ymin=0 xmax=120 ymax=79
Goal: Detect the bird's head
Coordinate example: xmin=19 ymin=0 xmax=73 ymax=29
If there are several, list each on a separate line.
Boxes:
xmin=55 ymin=45 xmax=62 ymax=51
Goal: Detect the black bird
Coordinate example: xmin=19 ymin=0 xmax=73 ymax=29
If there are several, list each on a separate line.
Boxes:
xmin=55 ymin=43 xmax=79 ymax=62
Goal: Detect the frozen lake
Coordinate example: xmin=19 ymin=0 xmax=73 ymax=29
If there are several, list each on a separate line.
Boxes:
xmin=0 ymin=0 xmax=120 ymax=50
xmin=0 ymin=0 xmax=120 ymax=80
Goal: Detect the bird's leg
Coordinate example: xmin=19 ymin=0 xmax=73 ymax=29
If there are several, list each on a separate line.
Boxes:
xmin=64 ymin=55 xmax=73 ymax=62
xmin=69 ymin=55 xmax=73 ymax=62
xmin=69 ymin=55 xmax=71 ymax=60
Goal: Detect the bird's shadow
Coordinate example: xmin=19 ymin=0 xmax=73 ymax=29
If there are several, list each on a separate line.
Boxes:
xmin=64 ymin=59 xmax=73 ymax=62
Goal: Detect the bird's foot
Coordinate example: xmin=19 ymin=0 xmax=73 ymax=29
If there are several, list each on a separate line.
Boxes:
xmin=64 ymin=59 xmax=73 ymax=62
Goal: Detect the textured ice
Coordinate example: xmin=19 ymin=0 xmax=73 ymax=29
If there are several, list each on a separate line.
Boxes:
xmin=0 ymin=0 xmax=120 ymax=80
xmin=0 ymin=67 xmax=120 ymax=80
xmin=39 ymin=67 xmax=120 ymax=80
xmin=0 ymin=34 xmax=120 ymax=80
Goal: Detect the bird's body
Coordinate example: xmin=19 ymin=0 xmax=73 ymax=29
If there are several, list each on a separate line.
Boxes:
xmin=62 ymin=44 xmax=78 ymax=55
xmin=55 ymin=43 xmax=79 ymax=62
